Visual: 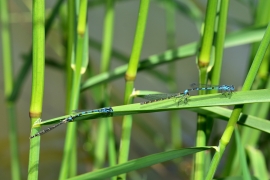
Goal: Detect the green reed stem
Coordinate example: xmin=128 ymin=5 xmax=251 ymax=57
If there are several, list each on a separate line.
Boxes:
xmin=9 ymin=0 xmax=64 ymax=102
xmin=206 ymin=21 xmax=270 ymax=180
xmin=65 ymin=0 xmax=76 ymax=113
xmin=93 ymin=0 xmax=116 ymax=172
xmin=164 ymin=0 xmax=182 ymax=149
xmin=211 ymin=0 xmax=230 ymax=88
xmin=0 ymin=0 xmax=21 ymax=179
xmin=197 ymin=0 xmax=218 ymax=67
xmin=28 ymin=0 xmax=45 ymax=179
xmin=226 ymin=2 xmax=270 ymax=174
xmin=118 ymin=1 xmax=150 ymax=179
xmin=59 ymin=0 xmax=88 ymax=179
xmin=194 ymin=0 xmax=218 ymax=179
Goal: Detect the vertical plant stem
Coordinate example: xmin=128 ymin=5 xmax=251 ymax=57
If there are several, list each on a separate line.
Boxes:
xmin=228 ymin=57 xmax=270 ymax=176
xmin=197 ymin=0 xmax=218 ymax=67
xmin=93 ymin=0 xmax=116 ymax=171
xmin=211 ymin=0 xmax=230 ymax=87
xmin=0 ymin=1 xmax=21 ymax=179
xmin=9 ymin=0 xmax=64 ymax=102
xmin=165 ymin=0 xmax=176 ymax=50
xmin=101 ymin=0 xmax=115 ymax=73
xmin=206 ymin=21 xmax=270 ymax=180
xmin=59 ymin=0 xmax=88 ymax=179
xmin=209 ymin=1 xmax=231 ymax=176
xmin=228 ymin=1 xmax=270 ymax=175
xmin=193 ymin=104 xmax=207 ymax=180
xmin=164 ymin=0 xmax=182 ymax=149
xmin=241 ymin=0 xmax=270 ymax=151
xmin=65 ymin=0 xmax=76 ymax=113
xmin=248 ymin=0 xmax=270 ymax=68
xmin=118 ymin=0 xmax=150 ymax=179
xmin=28 ymin=0 xmax=45 ymax=179
xmin=194 ymin=0 xmax=218 ymax=179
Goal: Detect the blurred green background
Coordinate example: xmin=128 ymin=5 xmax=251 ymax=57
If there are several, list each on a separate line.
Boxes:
xmin=0 ymin=0 xmax=263 ymax=179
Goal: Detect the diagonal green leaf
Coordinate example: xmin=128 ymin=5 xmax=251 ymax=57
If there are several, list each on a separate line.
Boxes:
xmin=32 ymin=89 xmax=270 ymax=134
xmin=190 ymin=106 xmax=270 ymax=134
xmin=67 ymin=146 xmax=215 ymax=180
xmin=81 ymin=26 xmax=266 ymax=90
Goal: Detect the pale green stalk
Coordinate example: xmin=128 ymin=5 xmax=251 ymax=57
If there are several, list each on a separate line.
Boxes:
xmin=28 ymin=0 xmax=45 ymax=179
xmin=194 ymin=0 xmax=218 ymax=179
xmin=118 ymin=1 xmax=150 ymax=179
xmin=0 ymin=0 xmax=21 ymax=179
xmin=59 ymin=0 xmax=88 ymax=179
xmin=206 ymin=21 xmax=270 ymax=180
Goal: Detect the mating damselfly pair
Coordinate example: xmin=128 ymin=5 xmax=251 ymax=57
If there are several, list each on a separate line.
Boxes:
xmin=30 ymin=83 xmax=234 ymax=139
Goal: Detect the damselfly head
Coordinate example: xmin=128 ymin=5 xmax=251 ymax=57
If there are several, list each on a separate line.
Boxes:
xmin=229 ymin=85 xmax=235 ymax=91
